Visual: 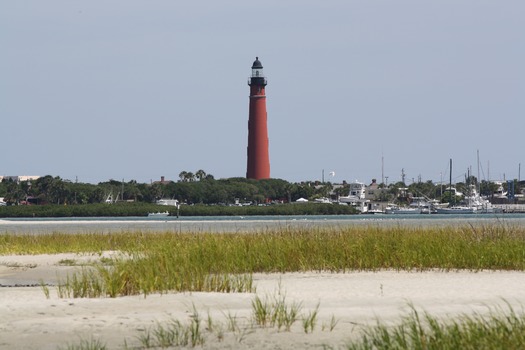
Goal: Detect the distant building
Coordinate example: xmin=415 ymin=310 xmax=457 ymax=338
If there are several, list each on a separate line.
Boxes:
xmin=364 ymin=179 xmax=386 ymax=201
xmin=152 ymin=176 xmax=172 ymax=185
xmin=0 ymin=175 xmax=40 ymax=183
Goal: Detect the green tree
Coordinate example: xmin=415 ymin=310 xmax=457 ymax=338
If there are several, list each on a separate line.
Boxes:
xmin=33 ymin=176 xmax=69 ymax=204
xmin=291 ymin=183 xmax=315 ymax=201
xmin=122 ymin=180 xmax=142 ymax=201
xmin=195 ymin=169 xmax=207 ymax=181
xmin=407 ymin=180 xmax=438 ymax=200
xmin=4 ymin=180 xmax=26 ymax=205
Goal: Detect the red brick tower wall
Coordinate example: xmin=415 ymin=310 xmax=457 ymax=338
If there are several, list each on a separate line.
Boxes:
xmin=246 ymin=58 xmax=270 ymax=179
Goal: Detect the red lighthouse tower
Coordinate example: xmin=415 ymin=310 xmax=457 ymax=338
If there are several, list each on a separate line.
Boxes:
xmin=246 ymin=57 xmax=270 ymax=179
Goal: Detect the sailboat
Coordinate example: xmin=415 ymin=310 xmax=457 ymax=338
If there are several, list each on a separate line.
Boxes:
xmin=436 ymin=159 xmax=476 ymax=214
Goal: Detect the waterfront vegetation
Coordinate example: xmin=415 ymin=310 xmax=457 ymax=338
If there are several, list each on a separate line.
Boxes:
xmin=3 ymin=224 xmax=525 ymax=349
xmin=2 ymin=224 xmax=525 ymax=297
xmin=0 ymin=202 xmax=355 ymax=218
xmin=3 ymin=174 xmax=523 ymax=212
xmin=0 ymin=175 xmax=336 ymax=207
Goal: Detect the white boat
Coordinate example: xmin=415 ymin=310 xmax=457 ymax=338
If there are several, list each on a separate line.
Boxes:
xmin=385 ymin=205 xmax=421 ymax=214
xmin=148 ymin=211 xmax=169 ymax=217
xmin=435 ymin=206 xmax=476 ymax=214
xmin=463 ymin=184 xmax=501 ymax=213
xmin=338 ymin=180 xmax=370 ymax=213
xmin=437 ymin=184 xmax=500 ymax=214
xmin=437 ymin=159 xmax=477 ymax=214
xmin=156 ymin=199 xmax=179 ymax=206
xmin=314 ymin=197 xmax=332 ymax=204
xmin=366 ymin=209 xmax=385 ymax=214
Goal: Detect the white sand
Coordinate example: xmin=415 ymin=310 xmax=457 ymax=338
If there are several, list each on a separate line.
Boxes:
xmin=1 ymin=254 xmax=525 ymax=349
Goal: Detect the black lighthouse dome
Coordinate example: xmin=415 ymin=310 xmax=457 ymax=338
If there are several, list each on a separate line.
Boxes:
xmin=251 ymin=57 xmax=263 ymax=69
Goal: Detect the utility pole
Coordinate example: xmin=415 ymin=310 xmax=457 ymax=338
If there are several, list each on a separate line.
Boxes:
xmin=440 ymin=172 xmax=443 ymax=197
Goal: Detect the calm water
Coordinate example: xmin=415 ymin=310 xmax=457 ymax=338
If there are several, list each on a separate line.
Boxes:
xmin=1 ymin=214 xmax=525 ymax=234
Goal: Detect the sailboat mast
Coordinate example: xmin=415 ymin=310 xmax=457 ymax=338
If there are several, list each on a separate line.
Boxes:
xmin=476 ymin=150 xmax=482 ymax=195
xmin=381 ymin=153 xmax=384 ymax=186
xmin=449 ymin=158 xmax=454 ymax=205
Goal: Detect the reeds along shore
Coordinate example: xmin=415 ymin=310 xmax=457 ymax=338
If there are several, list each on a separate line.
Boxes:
xmin=346 ymin=304 xmax=525 ymax=350
xmin=2 ymin=224 xmax=525 ymax=298
xmin=3 ymin=224 xmax=525 ymax=349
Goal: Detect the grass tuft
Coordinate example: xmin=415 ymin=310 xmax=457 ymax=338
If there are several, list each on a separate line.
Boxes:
xmin=58 ymin=337 xmax=106 ymax=350
xmin=252 ymin=289 xmax=303 ymax=331
xmin=346 ymin=304 xmax=525 ymax=350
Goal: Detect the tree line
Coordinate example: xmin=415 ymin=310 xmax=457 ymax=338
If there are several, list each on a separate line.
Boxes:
xmin=1 ymin=172 xmax=522 ymax=207
xmin=0 ymin=173 xmax=334 ymax=206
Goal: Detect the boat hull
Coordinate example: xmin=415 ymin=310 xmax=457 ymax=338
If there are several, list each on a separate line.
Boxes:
xmin=435 ymin=207 xmax=475 ymax=214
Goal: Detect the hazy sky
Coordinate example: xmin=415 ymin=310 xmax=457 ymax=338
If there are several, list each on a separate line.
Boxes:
xmin=2 ymin=1 xmax=524 ymax=185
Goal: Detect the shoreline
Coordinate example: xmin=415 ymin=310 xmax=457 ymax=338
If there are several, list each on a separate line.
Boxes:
xmin=2 ymin=214 xmax=525 ymax=236
xmin=2 ymin=253 xmax=525 ymax=349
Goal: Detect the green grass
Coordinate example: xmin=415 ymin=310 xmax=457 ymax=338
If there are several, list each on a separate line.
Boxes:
xmin=346 ymin=304 xmax=525 ymax=350
xmin=3 ymin=224 xmax=523 ymax=348
xmin=138 ymin=305 xmax=204 ymax=348
xmin=135 ymin=292 xmax=325 ymax=349
xmin=58 ymin=337 xmax=107 ymax=350
xmin=252 ymin=290 xmax=303 ymax=331
xmin=58 ymin=297 xmax=525 ymax=349
xmin=3 ymin=224 xmax=525 ymax=297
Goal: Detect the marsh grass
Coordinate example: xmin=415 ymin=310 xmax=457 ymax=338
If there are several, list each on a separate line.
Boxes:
xmin=136 ymin=293 xmax=319 ymax=348
xmin=3 ymin=224 xmax=525 ymax=297
xmin=39 ymin=279 xmax=50 ymax=299
xmin=138 ymin=306 xmax=204 ymax=348
xmin=346 ymin=304 xmax=525 ymax=350
xmin=54 ymin=295 xmax=525 ymax=349
xmin=302 ymin=303 xmax=320 ymax=333
xmin=58 ymin=337 xmax=106 ymax=350
xmin=252 ymin=287 xmax=304 ymax=331
xmin=58 ymin=258 xmax=78 ymax=266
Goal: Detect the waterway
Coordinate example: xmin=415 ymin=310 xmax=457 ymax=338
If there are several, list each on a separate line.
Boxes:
xmin=1 ymin=213 xmax=525 ymax=234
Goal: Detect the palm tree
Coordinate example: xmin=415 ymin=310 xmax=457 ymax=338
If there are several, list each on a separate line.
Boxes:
xmin=185 ymin=172 xmax=195 ymax=182
xmin=179 ymin=171 xmax=188 ymax=182
xmin=195 ymin=169 xmax=207 ymax=181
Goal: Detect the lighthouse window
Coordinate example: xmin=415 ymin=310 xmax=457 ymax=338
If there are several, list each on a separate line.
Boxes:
xmin=256 ymin=71 xmax=259 ymax=77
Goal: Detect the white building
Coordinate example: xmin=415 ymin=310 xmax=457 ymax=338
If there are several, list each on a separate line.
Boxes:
xmin=0 ymin=175 xmax=40 ymax=183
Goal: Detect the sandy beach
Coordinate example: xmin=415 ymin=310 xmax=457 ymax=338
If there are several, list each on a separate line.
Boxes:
xmin=2 ymin=253 xmax=525 ymax=349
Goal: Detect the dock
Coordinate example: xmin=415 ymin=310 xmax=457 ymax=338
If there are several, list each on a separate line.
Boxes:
xmin=492 ymin=204 xmax=525 ymax=213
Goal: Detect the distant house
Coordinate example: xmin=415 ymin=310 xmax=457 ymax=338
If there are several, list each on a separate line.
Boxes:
xmin=0 ymin=175 xmax=40 ymax=183
xmin=365 ymin=179 xmax=386 ymax=201
xmin=152 ymin=176 xmax=173 ymax=185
